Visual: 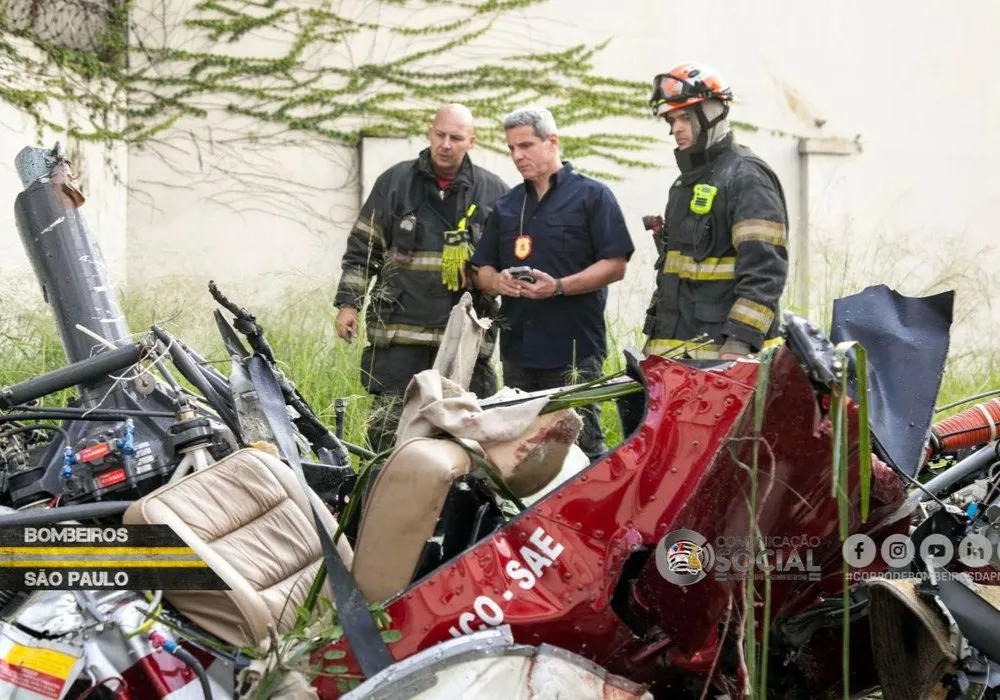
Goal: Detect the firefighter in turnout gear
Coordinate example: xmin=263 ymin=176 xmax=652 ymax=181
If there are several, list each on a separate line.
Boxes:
xmin=334 ymin=104 xmax=509 ymax=452
xmin=642 ymin=63 xmax=789 ymax=360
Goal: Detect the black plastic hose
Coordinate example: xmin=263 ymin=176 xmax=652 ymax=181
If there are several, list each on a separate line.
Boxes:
xmin=909 ymin=444 xmax=999 ymax=504
xmin=0 ymin=343 xmax=144 ymax=409
xmin=0 ymin=424 xmax=70 ymax=450
xmin=0 ymin=502 xmax=132 ymax=526
xmin=5 ymin=406 xmax=175 ymax=419
xmin=170 ymin=646 xmax=213 ymax=700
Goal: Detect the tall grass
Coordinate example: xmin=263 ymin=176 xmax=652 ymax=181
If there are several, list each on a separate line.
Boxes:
xmin=0 ymin=285 xmax=647 ymax=450
xmin=0 ymin=305 xmax=66 ymax=390
xmin=1 ymin=284 xmax=998 ymax=451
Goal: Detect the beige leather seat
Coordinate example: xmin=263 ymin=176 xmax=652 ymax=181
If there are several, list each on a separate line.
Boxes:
xmin=351 ymin=409 xmax=583 ymax=604
xmin=123 ymin=448 xmax=352 ymax=649
xmin=351 ymin=438 xmax=472 ymax=604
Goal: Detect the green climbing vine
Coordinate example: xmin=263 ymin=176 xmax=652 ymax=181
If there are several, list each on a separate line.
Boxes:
xmin=0 ymin=0 xmax=662 ymax=176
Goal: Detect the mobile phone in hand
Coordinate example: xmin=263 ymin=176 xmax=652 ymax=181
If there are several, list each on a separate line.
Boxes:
xmin=508 ymin=265 xmax=536 ymax=283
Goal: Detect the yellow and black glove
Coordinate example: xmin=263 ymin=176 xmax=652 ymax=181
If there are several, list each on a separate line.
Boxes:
xmin=441 ymin=204 xmax=478 ymax=291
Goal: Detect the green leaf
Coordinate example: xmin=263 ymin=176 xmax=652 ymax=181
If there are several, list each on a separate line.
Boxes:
xmin=380 ymin=629 xmax=403 ymax=643
xmin=321 ymin=625 xmax=344 ymax=642
xmin=855 ymin=344 xmax=873 ymax=522
xmin=324 ymin=664 xmax=350 ymax=674
xmin=323 ymin=650 xmax=347 ymax=660
xmin=830 ymin=340 xmax=872 ymax=700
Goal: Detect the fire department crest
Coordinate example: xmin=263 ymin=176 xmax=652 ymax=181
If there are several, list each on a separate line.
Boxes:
xmin=655 ymin=528 xmax=715 ymax=586
xmin=514 ymin=233 xmax=532 ymax=261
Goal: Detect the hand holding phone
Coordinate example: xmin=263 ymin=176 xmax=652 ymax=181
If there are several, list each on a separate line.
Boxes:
xmin=508 ymin=265 xmax=536 ymax=283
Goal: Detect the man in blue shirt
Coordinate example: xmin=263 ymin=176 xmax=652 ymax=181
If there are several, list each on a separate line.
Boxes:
xmin=471 ymin=105 xmax=634 ymax=460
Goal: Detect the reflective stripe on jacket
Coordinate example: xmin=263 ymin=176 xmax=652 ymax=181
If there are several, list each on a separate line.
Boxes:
xmin=644 ymin=133 xmax=789 ymax=354
xmin=334 ymin=149 xmax=508 ymax=357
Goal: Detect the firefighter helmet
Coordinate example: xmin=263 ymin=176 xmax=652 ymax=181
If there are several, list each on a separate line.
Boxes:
xmin=650 ymin=63 xmax=733 ymax=118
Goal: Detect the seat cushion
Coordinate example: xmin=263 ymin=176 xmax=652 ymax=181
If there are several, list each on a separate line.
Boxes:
xmin=480 ymin=408 xmax=583 ymax=497
xmin=351 ymin=438 xmax=472 ymax=604
xmin=123 ymin=447 xmax=352 ymax=648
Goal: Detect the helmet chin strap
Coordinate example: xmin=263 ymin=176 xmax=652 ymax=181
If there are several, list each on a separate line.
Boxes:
xmin=674 ymin=101 xmax=731 ymax=173
xmin=688 ymin=101 xmax=730 ymax=153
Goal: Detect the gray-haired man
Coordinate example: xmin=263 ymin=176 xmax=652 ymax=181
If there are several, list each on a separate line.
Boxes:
xmin=471 ymin=105 xmax=635 ymax=461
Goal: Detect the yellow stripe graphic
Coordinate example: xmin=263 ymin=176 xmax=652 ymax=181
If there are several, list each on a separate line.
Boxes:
xmin=1 ymin=547 xmax=197 ymax=556
xmin=0 ymin=560 xmax=208 ymax=568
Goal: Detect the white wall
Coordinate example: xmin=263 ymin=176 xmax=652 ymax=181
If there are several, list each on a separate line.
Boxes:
xmin=3 ymin=0 xmax=999 ymax=352
xmin=126 ymin=126 xmax=360 ymax=305
xmin=350 ymin=0 xmax=1000 ymax=346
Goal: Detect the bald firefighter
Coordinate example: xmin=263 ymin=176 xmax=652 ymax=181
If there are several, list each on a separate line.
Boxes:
xmin=334 ymin=104 xmax=509 ymax=451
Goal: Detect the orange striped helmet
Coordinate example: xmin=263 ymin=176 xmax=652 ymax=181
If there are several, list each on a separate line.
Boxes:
xmin=650 ymin=62 xmax=733 ymax=117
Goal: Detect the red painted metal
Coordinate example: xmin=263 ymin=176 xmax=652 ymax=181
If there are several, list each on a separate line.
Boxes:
xmin=118 ymin=643 xmax=217 ymax=699
xmin=312 ymin=348 xmax=908 ymax=699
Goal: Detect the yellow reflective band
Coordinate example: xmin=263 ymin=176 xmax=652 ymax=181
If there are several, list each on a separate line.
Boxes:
xmin=645 ymin=338 xmax=722 ymax=360
xmin=369 ymin=324 xmax=445 ymax=346
xmin=647 ymin=336 xmax=784 ymax=359
xmin=663 ymin=251 xmax=736 ymax=281
xmin=732 ymin=219 xmax=787 ymax=247
xmin=354 ymin=216 xmax=385 ymax=246
xmin=369 ymin=325 xmax=495 ymax=357
xmin=392 ymin=251 xmax=442 ymax=271
xmin=339 ymin=268 xmax=369 ymax=290
xmin=729 ymin=298 xmax=775 ymax=334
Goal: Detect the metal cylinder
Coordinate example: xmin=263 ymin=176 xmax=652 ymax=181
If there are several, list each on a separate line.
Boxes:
xmin=0 ymin=501 xmax=132 ymax=526
xmin=909 ymin=444 xmax=999 ymax=504
xmin=0 ymin=342 xmax=145 ymax=409
xmin=13 ymin=146 xmax=131 ymax=369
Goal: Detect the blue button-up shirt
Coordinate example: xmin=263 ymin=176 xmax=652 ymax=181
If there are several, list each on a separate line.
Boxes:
xmin=471 ymin=162 xmax=634 ymax=369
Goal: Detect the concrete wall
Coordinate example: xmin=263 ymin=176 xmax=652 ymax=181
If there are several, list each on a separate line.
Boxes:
xmin=3 ymin=0 xmax=998 ymax=350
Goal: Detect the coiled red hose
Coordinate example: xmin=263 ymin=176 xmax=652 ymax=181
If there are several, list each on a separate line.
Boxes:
xmin=925 ymin=398 xmax=1000 ymax=463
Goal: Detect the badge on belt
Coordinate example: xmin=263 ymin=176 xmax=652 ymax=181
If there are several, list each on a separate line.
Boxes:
xmin=514 ymin=233 xmax=532 ymax=260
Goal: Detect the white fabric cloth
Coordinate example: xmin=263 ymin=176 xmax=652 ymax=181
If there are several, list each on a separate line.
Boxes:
xmin=431 ymin=291 xmax=491 ymax=391
xmin=395 ymin=371 xmax=549 ymax=446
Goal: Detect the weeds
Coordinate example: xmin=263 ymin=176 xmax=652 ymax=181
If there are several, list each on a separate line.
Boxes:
xmin=1 ymin=284 xmax=998 ymax=453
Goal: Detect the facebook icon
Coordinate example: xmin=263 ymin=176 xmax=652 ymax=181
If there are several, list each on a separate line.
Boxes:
xmin=843 ymin=534 xmax=877 ymax=568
